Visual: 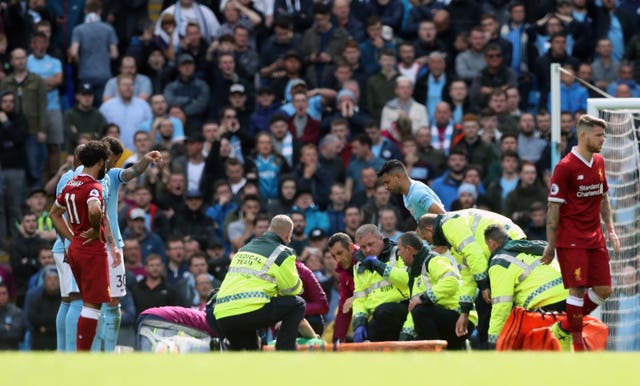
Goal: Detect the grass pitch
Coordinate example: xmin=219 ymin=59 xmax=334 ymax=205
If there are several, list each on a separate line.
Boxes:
xmin=1 ymin=352 xmax=638 ymax=386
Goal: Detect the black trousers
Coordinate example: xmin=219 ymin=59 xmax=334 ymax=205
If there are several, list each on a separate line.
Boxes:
xmin=368 ymin=302 xmax=408 ymax=342
xmin=214 ymin=296 xmax=306 ymax=351
xmin=411 ymin=304 xmax=473 ymax=350
xmin=475 ymin=294 xmax=491 ymax=348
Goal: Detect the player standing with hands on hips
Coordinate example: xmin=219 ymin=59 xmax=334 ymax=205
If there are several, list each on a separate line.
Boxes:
xmin=49 ymin=141 xmax=117 ymax=350
xmin=542 ymin=114 xmax=620 ymax=351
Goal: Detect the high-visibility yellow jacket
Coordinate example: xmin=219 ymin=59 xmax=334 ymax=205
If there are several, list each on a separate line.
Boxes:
xmin=432 ymin=209 xmax=526 ymax=313
xmin=213 ymin=232 xmax=302 ymax=319
xmin=352 ymin=239 xmax=411 ymax=333
xmin=487 ymin=239 xmax=568 ymax=344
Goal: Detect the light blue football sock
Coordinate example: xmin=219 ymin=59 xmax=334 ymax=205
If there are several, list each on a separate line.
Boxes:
xmin=56 ymin=302 xmax=70 ymax=351
xmin=91 ymin=303 xmax=107 ymax=351
xmin=65 ymin=299 xmax=83 ymax=352
xmin=102 ymin=304 xmax=122 ymax=352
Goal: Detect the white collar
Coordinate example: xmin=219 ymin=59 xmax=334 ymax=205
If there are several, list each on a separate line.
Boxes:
xmin=571 ymin=147 xmax=593 ymax=168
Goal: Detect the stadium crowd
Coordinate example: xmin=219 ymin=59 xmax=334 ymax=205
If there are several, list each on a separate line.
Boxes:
xmin=0 ymin=0 xmax=639 ymax=351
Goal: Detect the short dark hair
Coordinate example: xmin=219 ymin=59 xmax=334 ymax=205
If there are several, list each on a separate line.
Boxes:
xmin=274 ymin=15 xmax=293 ymax=30
xmin=101 ymin=136 xmax=124 ymax=157
xmin=376 ymin=159 xmax=406 ymax=178
xmin=484 ymin=224 xmax=509 ymax=246
xmin=78 ymin=140 xmax=110 ymax=168
xmin=398 ymin=231 xmax=423 ymax=251
xmin=328 ymin=232 xmax=352 ymax=249
xmin=270 ymin=114 xmax=288 ymax=125
xmin=352 ymin=133 xmax=372 ymax=148
xmin=312 ymin=2 xmax=330 ymax=15
xmin=500 ymin=149 xmax=519 ymax=162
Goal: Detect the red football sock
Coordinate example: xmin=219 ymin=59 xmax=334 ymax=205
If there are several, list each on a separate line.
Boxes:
xmin=77 ymin=316 xmax=98 ymax=351
xmin=561 ymin=295 xmax=585 ymax=351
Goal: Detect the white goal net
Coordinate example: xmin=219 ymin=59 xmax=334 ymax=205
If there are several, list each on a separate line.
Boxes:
xmin=587 ymin=103 xmax=640 ymax=351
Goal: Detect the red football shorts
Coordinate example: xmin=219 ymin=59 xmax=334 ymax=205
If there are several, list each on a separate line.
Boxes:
xmin=556 ymin=247 xmax=611 ymax=288
xmin=67 ymin=245 xmax=110 ymax=304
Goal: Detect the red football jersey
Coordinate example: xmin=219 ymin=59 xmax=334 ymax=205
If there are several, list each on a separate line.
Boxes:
xmin=55 ymin=174 xmax=106 ymax=253
xmin=548 ymin=149 xmax=608 ymax=249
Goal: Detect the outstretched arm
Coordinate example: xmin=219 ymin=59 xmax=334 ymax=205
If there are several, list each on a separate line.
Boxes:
xmin=121 ymin=151 xmax=163 ymax=182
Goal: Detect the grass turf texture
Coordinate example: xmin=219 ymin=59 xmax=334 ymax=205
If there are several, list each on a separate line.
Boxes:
xmin=1 ymin=352 xmax=637 ymax=386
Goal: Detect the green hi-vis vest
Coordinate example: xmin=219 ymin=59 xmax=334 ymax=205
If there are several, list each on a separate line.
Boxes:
xmin=487 ymin=240 xmax=568 ymax=344
xmin=352 ymin=241 xmax=410 ymax=330
xmin=434 ymin=209 xmax=526 ymax=313
xmin=214 ymin=232 xmax=302 ymax=319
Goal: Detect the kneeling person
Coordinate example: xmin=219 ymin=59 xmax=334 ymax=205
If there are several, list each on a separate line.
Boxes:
xmin=484 ymin=225 xmax=568 ymax=346
xmin=399 ymin=232 xmax=475 ymax=350
xmin=212 ymin=215 xmax=305 ymax=351
xmin=352 ymin=225 xmax=411 ymax=342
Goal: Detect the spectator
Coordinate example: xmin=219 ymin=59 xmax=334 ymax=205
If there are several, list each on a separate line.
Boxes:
xmin=258 ymin=17 xmax=304 ymax=86
xmin=404 ymin=0 xmax=444 ymax=40
xmin=346 ymin=134 xmax=386 ymax=199
xmin=430 ymin=148 xmax=467 ymax=211
xmin=130 ymin=254 xmax=179 ymax=317
xmin=349 ymin=166 xmax=379 ymax=208
xmin=480 ymin=13 xmax=513 ymax=67
xmin=103 ymin=56 xmax=152 ymax=103
xmin=177 ymin=22 xmax=210 ymax=77
xmin=274 ymin=0 xmax=313 ymax=34
xmin=365 ymin=120 xmax=402 ymax=162
xmin=361 ymin=183 xmax=393 ymax=225
xmin=99 ymin=75 xmax=153 ymax=150
xmin=414 ymin=125 xmax=446 ymax=178
xmin=0 ymin=282 xmax=23 ymax=350
xmin=360 ymin=16 xmax=396 ymax=76
xmin=524 ymin=201 xmax=547 ymax=241
xmin=366 ymin=48 xmax=399 ymax=121
xmin=205 ymin=180 xmax=239 ymax=242
xmin=63 ymin=84 xmax=107 ymax=150
xmin=123 ymin=208 xmax=167 ymax=264
xmin=123 ymin=238 xmax=146 ymax=286
xmin=288 ymin=91 xmax=321 ymax=145
xmin=269 ymin=114 xmax=302 ymax=169
xmin=487 ymin=89 xmax=519 ymax=136
xmin=26 ymin=265 xmax=59 ymax=350
xmin=171 ymin=190 xmax=217 ymax=246
xmin=139 ymin=94 xmax=186 ymax=144
xmin=429 ymin=101 xmax=458 ymax=155
xmin=0 ymin=48 xmax=47 ymax=191
xmin=534 ymin=32 xmax=579 ymax=109
xmin=164 ymin=53 xmax=210 ymax=135
xmin=208 ymin=53 xmax=253 ymax=120
xmin=246 ymin=132 xmax=291 ymax=201
xmin=10 ymin=212 xmax=50 ymax=308
xmin=332 ymin=0 xmax=365 ymax=43
xmin=302 ymin=3 xmax=348 ymax=88
xmin=451 ymin=114 xmax=496 ymax=176
xmin=548 ymin=64 xmax=587 ymax=114
xmin=227 ymin=194 xmax=262 ymax=252
xmin=485 ymin=149 xmax=519 ymax=214
xmin=592 ymin=38 xmax=620 ymax=89
xmin=414 ymin=51 xmax=451 ymax=124
xmin=68 ymin=0 xmax=119 ymax=104
xmin=248 ymin=86 xmax=281 ymax=136
xmin=504 ymin=161 xmax=547 ymax=228
xmin=291 ymin=189 xmax=329 ymax=234
xmin=455 ymin=26 xmax=487 ymax=82
xmin=606 ymin=61 xmax=640 ymax=98
xmin=293 ymin=144 xmax=333 ymax=211
xmin=320 ymin=87 xmax=370 ymax=136
xmin=450 ymin=182 xmax=478 ymax=211
xmin=171 ymin=133 xmax=208 ymax=195
xmin=413 ymin=20 xmax=448 ymax=66
xmin=469 ymin=44 xmax=517 ymax=109
xmin=155 ymin=0 xmax=220 ymax=45
xmin=27 ymin=32 xmax=64 ymax=179
xmin=517 ymin=113 xmax=547 ymax=163
xmin=290 ymin=211 xmax=309 ymax=255
xmin=0 ymin=90 xmax=28 ymax=248
xmin=380 ymin=76 xmax=429 ymax=135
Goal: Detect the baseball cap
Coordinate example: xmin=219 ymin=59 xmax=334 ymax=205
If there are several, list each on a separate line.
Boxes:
xmin=177 ymin=53 xmax=194 ymax=65
xmin=129 ymin=208 xmax=146 ymax=220
xmin=289 ymin=78 xmax=307 ymax=89
xmin=77 ymin=83 xmax=94 ymax=94
xmin=185 ymin=132 xmax=205 ymax=143
xmin=283 ymin=50 xmax=302 ymax=61
xmin=229 ymin=83 xmax=246 ymax=94
xmin=27 ymin=188 xmax=47 ymax=199
xmin=257 ymin=85 xmax=274 ymax=95
xmin=42 ymin=265 xmax=59 ymax=279
xmin=185 ymin=190 xmax=203 ymax=199
xmin=309 ymin=228 xmax=327 ymax=241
